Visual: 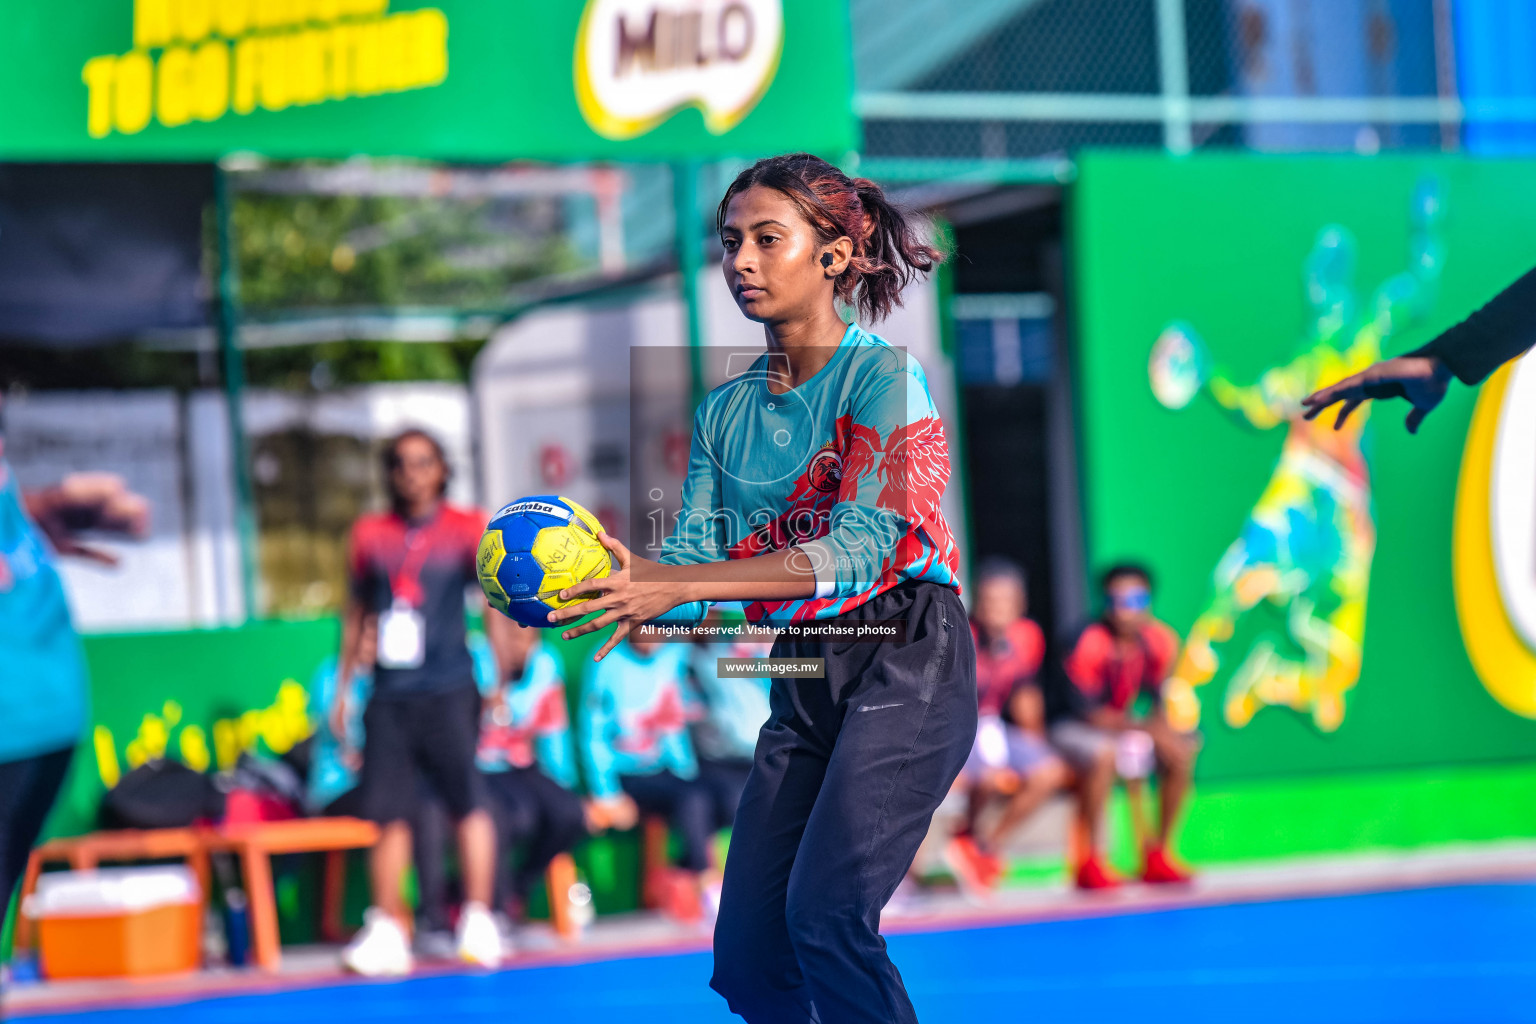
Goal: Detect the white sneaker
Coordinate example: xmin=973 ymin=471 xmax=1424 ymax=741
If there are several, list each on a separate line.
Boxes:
xmin=456 ymin=902 xmax=503 ymax=969
xmin=342 ymin=908 xmax=414 ymax=977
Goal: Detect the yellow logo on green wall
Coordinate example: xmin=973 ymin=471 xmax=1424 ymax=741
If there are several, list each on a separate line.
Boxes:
xmin=1453 ymin=359 xmax=1536 ymax=718
xmin=81 ymin=0 xmax=448 ymax=139
xmin=574 ymin=0 xmax=783 ymax=140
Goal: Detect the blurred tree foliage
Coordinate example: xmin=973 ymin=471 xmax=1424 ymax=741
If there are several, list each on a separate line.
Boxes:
xmin=0 ymin=343 xmax=202 ymax=390
xmin=0 ymin=337 xmax=487 ymax=390
xmin=244 ymin=338 xmax=484 ymax=388
xmin=231 ymin=191 xmax=584 ymax=311
xmin=4 ymin=181 xmax=590 ymax=391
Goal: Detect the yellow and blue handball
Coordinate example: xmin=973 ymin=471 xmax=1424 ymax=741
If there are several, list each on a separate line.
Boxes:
xmin=477 ymin=495 xmax=613 ymax=627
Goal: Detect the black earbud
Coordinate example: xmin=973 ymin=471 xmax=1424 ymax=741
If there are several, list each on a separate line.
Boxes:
xmin=820 ymin=252 xmax=834 ymax=268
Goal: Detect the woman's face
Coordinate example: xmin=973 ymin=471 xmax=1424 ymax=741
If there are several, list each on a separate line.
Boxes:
xmin=388 ymin=434 xmax=446 ymax=509
xmin=719 ymin=185 xmax=834 ymax=325
xmin=975 ymin=577 xmax=1025 ymax=637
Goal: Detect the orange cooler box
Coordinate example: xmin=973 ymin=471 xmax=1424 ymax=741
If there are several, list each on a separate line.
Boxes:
xmin=27 ymin=866 xmax=201 ymax=979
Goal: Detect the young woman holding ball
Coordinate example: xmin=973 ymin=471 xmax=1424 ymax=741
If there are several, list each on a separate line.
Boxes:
xmin=549 ymin=153 xmax=974 ymax=1024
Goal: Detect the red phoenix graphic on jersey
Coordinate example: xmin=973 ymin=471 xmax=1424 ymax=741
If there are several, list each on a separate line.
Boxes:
xmin=732 ymin=411 xmax=957 ymax=622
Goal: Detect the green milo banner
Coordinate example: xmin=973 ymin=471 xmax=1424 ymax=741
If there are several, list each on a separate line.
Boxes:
xmin=1073 ymin=152 xmax=1536 ymax=783
xmin=0 ymin=0 xmax=855 ymax=160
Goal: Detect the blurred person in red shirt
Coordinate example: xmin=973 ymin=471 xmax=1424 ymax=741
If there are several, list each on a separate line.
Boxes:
xmin=333 ymin=428 xmax=518 ymax=975
xmin=1052 ymin=563 xmax=1198 ymax=888
xmin=944 ymin=559 xmax=1068 ymax=895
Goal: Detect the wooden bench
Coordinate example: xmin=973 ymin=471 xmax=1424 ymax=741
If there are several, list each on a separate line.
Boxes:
xmin=638 ymin=816 xmax=706 ymax=922
xmin=640 ymin=816 xmax=671 ymax=909
xmin=15 ymin=827 xmax=212 ymax=955
xmin=15 ymin=819 xmax=379 ymax=973
xmin=200 ymin=817 xmax=380 ymax=970
xmin=19 ymin=820 xmax=584 ymax=974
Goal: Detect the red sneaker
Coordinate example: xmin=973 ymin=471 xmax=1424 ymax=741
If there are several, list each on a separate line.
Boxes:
xmin=944 ymin=834 xmax=999 ymax=896
xmin=979 ymin=849 xmax=1005 ymax=888
xmin=1142 ymin=845 xmax=1195 ymax=885
xmin=656 ymin=868 xmax=704 ymax=922
xmin=1074 ymin=851 xmax=1122 ymax=891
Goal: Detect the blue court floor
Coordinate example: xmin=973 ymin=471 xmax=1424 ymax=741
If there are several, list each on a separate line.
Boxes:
xmin=18 ymin=882 xmax=1536 ymax=1024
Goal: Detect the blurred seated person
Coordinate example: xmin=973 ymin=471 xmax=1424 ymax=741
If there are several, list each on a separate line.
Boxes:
xmin=1052 ymin=563 xmax=1198 ymax=888
xmin=580 ymin=635 xmax=714 ymax=906
xmin=945 ymin=559 xmax=1068 ymax=895
xmin=686 ymin=610 xmax=774 ymax=836
xmin=475 ymin=621 xmax=592 ymax=924
xmin=334 ymin=429 xmax=515 ymax=974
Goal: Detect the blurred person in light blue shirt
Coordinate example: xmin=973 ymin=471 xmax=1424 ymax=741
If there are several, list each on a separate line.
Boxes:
xmin=686 ymin=613 xmax=773 ymax=833
xmin=580 ymin=637 xmax=714 ymax=880
xmin=0 ymin=414 xmax=148 ymax=989
xmin=304 ymin=655 xmax=371 ymax=817
xmin=475 ymin=622 xmax=590 ymax=918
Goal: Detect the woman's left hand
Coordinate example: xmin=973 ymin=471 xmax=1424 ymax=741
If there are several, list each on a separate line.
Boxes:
xmin=548 ymin=531 xmax=690 ymax=660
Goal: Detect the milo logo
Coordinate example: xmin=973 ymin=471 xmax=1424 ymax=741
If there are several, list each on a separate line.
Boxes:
xmin=574 ymin=0 xmax=783 ymax=140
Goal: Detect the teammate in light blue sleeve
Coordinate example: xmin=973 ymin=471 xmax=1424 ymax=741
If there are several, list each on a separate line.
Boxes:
xmin=305 ymin=655 xmax=371 ymax=817
xmin=0 ymin=409 xmax=148 ymax=1008
xmin=579 ymin=636 xmax=713 ymax=884
xmin=686 ymin=612 xmax=773 ymax=833
xmin=476 ymin=622 xmax=590 ymax=918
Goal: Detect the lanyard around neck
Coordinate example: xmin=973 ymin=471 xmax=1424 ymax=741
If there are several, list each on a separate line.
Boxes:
xmin=390 ymin=514 xmax=441 ymax=607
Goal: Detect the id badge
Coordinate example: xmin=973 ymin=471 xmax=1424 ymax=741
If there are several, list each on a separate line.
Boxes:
xmin=378 ymin=599 xmax=426 ymax=669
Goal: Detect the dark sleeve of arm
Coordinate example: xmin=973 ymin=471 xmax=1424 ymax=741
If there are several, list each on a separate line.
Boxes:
xmin=1417 ymin=265 xmax=1536 ymax=385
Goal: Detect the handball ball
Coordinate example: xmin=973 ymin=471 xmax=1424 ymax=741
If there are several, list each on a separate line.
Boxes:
xmin=477 ymin=495 xmax=613 ymax=627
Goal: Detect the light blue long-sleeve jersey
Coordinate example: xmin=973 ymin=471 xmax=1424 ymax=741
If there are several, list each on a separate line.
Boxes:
xmin=477 ymin=643 xmax=579 ymax=790
xmin=687 ymin=642 xmax=772 ymax=762
xmin=657 ymin=323 xmax=961 ymax=626
xmin=0 ymin=458 xmax=88 ymax=763
xmin=305 ymin=656 xmax=371 ymax=813
xmin=579 ymin=642 xmax=698 ymax=799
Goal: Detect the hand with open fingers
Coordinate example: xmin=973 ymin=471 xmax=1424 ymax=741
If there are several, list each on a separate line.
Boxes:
xmin=1300 ymin=354 xmax=1452 ymax=434
xmin=546 ymin=531 xmax=690 ymax=661
xmin=25 ymin=472 xmax=151 ymax=565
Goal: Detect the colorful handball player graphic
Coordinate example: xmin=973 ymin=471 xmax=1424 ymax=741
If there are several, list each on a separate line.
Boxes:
xmin=1148 ymin=179 xmax=1444 ymax=733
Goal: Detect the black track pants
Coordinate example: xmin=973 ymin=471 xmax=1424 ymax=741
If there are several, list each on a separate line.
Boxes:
xmin=711 ymin=581 xmax=977 ymax=1024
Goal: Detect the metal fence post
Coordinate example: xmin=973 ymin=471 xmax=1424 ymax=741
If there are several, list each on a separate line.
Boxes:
xmin=1155 ymin=0 xmax=1193 ymax=154
xmin=673 ymin=160 xmax=706 ymax=410
xmin=215 ymin=164 xmax=259 ymax=621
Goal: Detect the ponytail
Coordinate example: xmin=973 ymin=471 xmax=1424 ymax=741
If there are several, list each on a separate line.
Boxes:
xmin=717 ymin=153 xmax=946 ymax=323
xmin=849 ymin=177 xmax=942 ymax=323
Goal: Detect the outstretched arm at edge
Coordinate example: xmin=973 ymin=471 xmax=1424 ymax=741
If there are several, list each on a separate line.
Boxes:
xmin=1304 ymin=265 xmax=1536 ymax=433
